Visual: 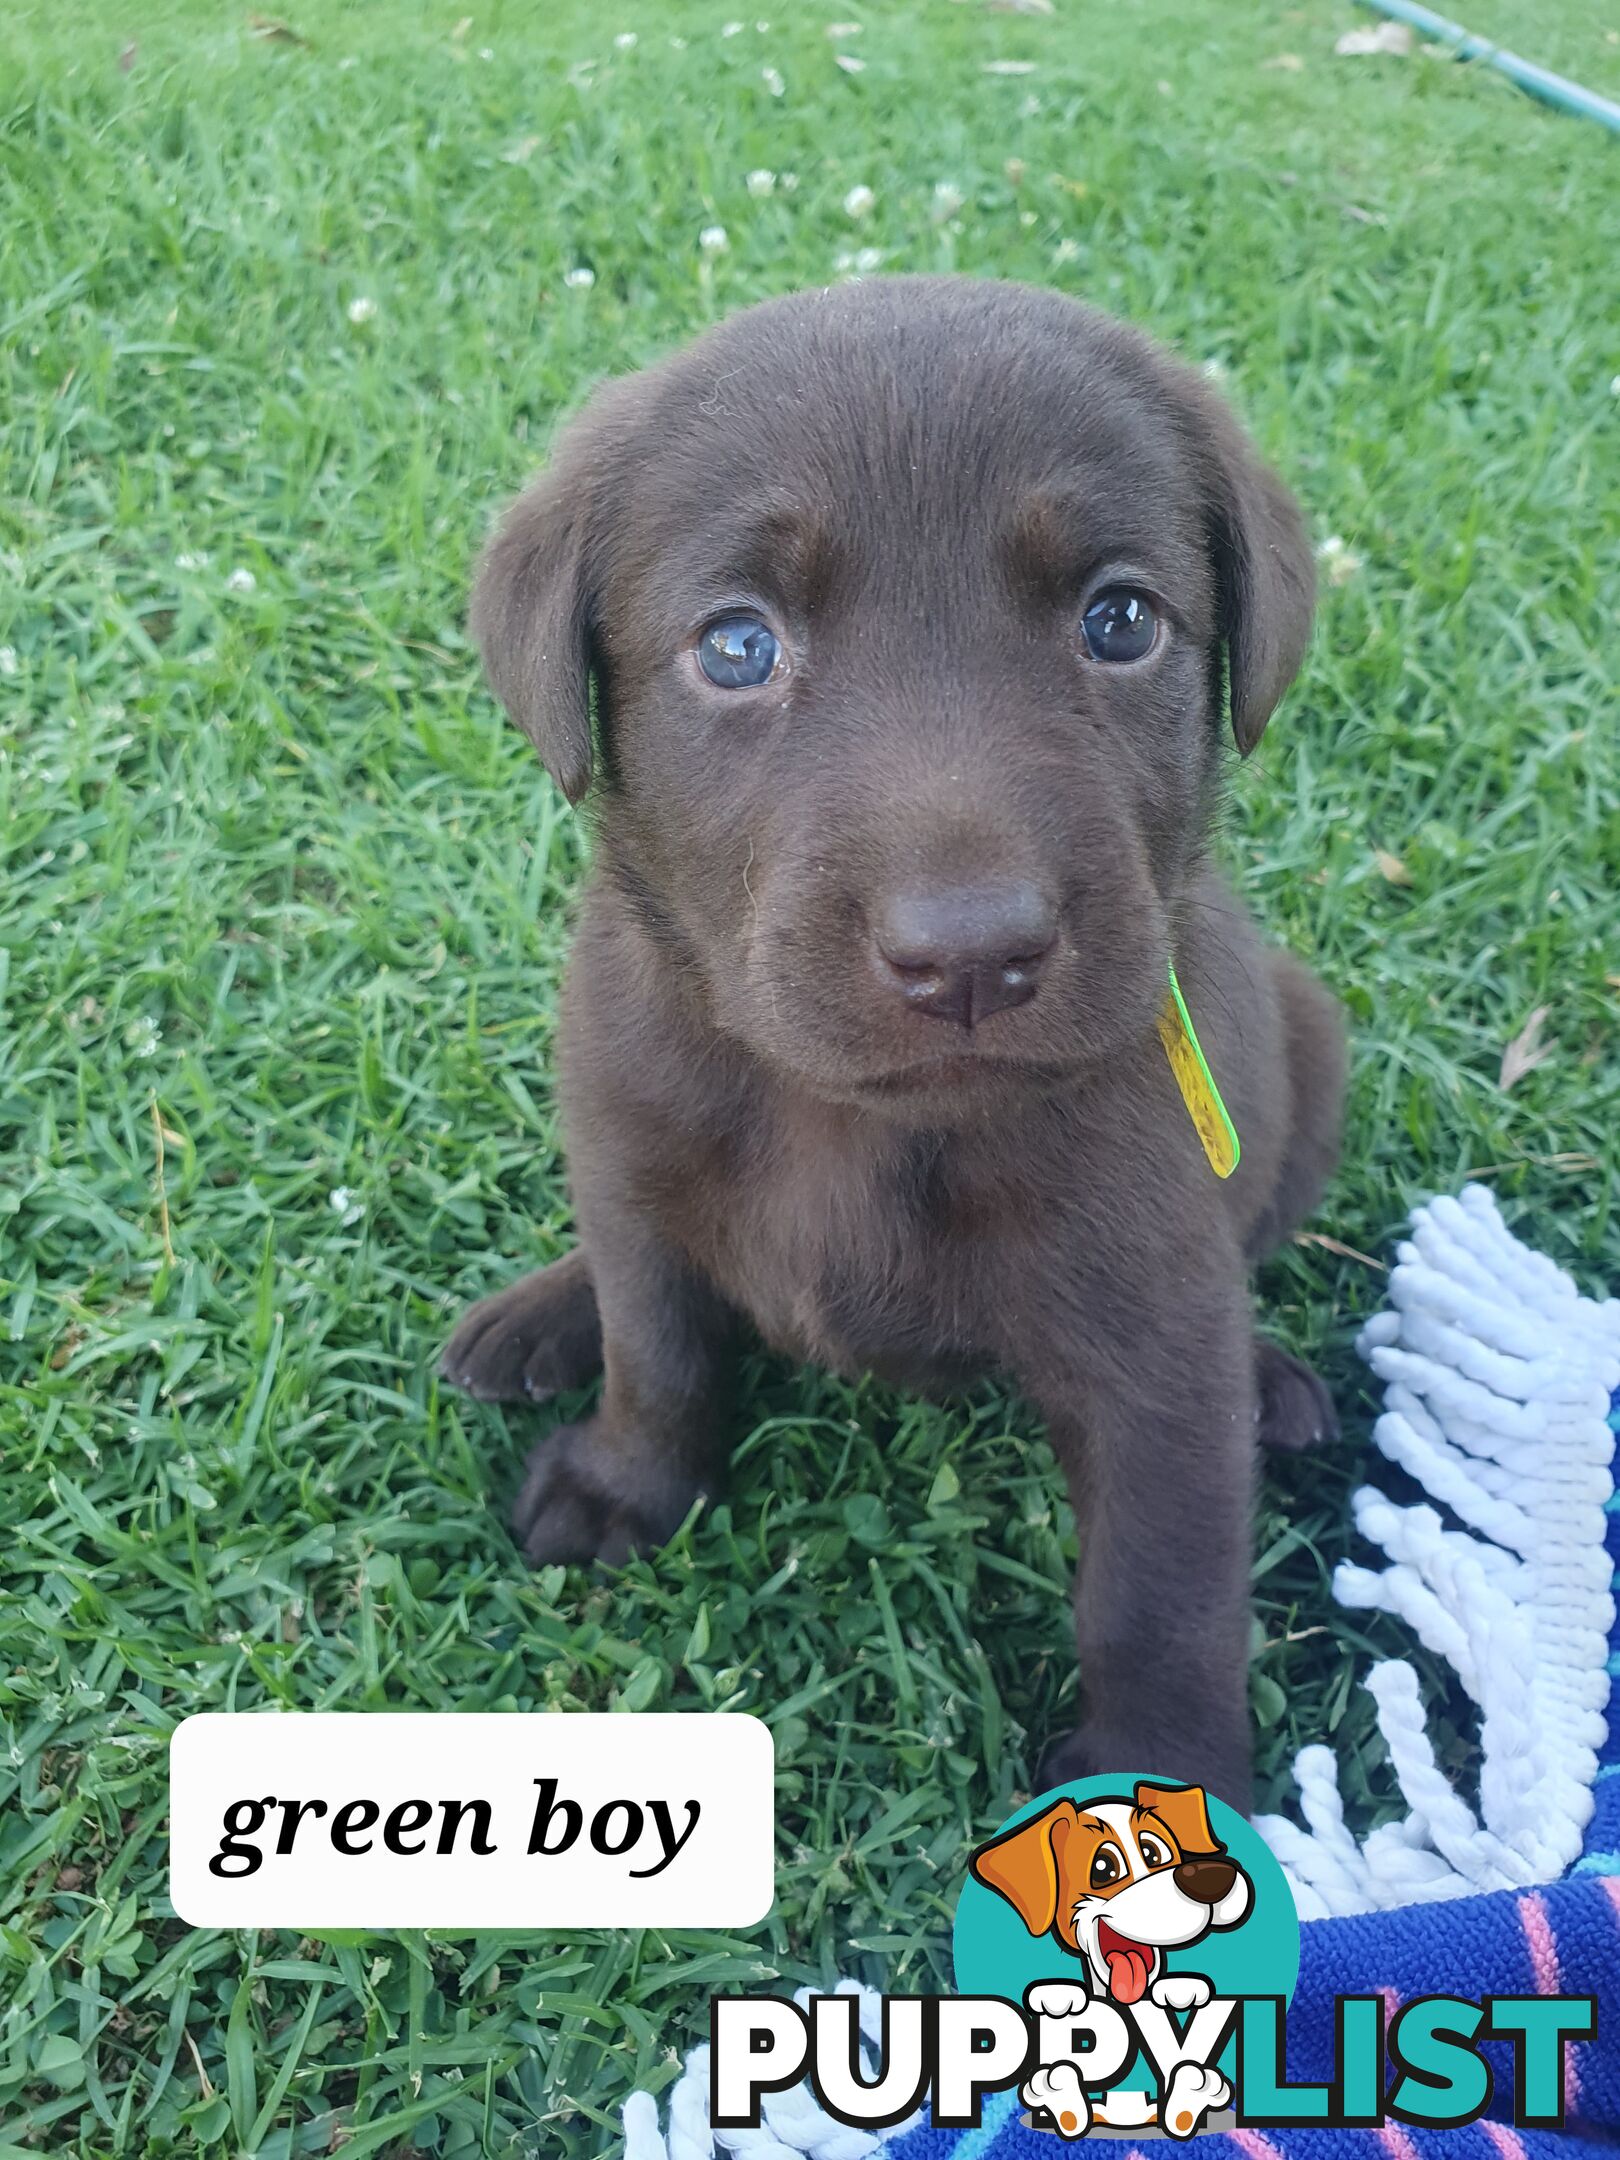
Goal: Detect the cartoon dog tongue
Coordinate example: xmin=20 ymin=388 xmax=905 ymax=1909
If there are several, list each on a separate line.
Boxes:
xmin=1097 ymin=1921 xmax=1155 ymax=2005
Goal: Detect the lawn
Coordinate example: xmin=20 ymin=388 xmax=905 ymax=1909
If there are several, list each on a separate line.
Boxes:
xmin=1 ymin=0 xmax=1616 ymax=2153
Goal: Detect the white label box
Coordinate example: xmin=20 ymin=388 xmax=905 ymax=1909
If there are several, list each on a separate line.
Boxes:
xmin=169 ymin=1712 xmax=775 ymax=1928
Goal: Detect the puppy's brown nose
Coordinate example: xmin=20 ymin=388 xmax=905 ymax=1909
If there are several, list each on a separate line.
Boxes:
xmin=1173 ymin=1857 xmax=1239 ymax=1904
xmin=875 ymin=883 xmax=1056 ymax=1028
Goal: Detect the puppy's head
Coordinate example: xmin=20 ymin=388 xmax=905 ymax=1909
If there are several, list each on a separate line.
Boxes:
xmin=474 ymin=278 xmax=1312 ymax=1114
xmin=969 ymin=1782 xmax=1252 ymax=2005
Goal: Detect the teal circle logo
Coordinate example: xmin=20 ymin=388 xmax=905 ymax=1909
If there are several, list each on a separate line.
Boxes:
xmin=953 ymin=1775 xmax=1298 ymax=2102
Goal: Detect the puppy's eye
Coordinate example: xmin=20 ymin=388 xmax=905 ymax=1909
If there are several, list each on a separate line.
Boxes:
xmin=1138 ymin=1835 xmax=1171 ymax=1870
xmin=696 ymin=614 xmax=782 ymax=689
xmin=1080 ymin=589 xmax=1158 ymax=664
xmin=1089 ymin=1844 xmax=1125 ymax=1890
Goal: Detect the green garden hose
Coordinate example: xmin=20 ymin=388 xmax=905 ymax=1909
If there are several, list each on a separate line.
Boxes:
xmin=1358 ymin=0 xmax=1620 ymax=134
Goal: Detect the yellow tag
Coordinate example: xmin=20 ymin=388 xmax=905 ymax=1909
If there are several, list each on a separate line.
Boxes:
xmin=1157 ymin=960 xmax=1240 ymax=1179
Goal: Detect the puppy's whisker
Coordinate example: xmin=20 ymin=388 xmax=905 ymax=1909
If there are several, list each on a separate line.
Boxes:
xmin=741 ymin=839 xmax=762 ymax=938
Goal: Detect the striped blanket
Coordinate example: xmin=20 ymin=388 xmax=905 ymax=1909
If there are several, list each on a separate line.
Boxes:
xmin=624 ymin=1189 xmax=1620 ymax=2159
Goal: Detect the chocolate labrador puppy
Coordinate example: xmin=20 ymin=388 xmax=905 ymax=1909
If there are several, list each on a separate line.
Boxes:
xmin=441 ymin=277 xmax=1345 ymax=1810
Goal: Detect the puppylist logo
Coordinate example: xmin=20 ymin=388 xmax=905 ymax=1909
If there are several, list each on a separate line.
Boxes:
xmin=959 ymin=1778 xmax=1280 ymax=2136
xmin=711 ymin=1774 xmax=1596 ymax=2139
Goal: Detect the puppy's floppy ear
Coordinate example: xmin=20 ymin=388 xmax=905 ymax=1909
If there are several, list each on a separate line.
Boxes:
xmin=1195 ymin=392 xmax=1315 ymax=756
xmin=970 ymin=1800 xmax=1078 ymax=1937
xmin=470 ymin=462 xmax=595 ymax=805
xmin=1134 ymin=1781 xmax=1223 ymax=1858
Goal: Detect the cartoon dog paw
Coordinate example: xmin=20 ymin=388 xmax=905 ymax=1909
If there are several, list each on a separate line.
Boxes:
xmin=1149 ymin=1973 xmax=1213 ymax=2013
xmin=1160 ymin=2062 xmax=1231 ymax=2139
xmin=1024 ymin=1982 xmax=1093 ymax=2021
xmin=1023 ymin=2064 xmax=1091 ymax=2140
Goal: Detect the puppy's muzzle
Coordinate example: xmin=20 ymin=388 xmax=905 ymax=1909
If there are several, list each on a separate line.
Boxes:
xmin=874 ymin=880 xmax=1056 ymax=1028
xmin=1172 ymin=1857 xmax=1239 ymax=1903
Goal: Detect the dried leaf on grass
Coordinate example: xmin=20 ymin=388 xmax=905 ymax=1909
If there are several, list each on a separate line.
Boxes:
xmin=248 ymin=13 xmax=310 ymax=46
xmin=1498 ymin=1006 xmax=1554 ymax=1090
xmin=1374 ymin=848 xmax=1412 ymax=886
xmin=1293 ymin=1232 xmax=1388 ymax=1272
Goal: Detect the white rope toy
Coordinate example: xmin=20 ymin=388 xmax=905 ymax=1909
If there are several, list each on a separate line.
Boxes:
xmin=1257 ymin=1185 xmax=1619 ymax=1917
xmin=621 ymin=1980 xmax=923 ymax=2160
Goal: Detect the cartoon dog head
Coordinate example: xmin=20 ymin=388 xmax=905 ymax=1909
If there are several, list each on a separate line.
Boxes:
xmin=969 ymin=1782 xmax=1252 ymax=2006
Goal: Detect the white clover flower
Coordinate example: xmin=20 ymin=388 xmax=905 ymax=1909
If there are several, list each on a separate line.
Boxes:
xmin=0 ymin=646 xmax=18 ymax=678
xmin=1201 ymin=356 xmax=1229 ymax=380
xmin=1052 ymin=237 xmax=1080 ymax=264
xmin=1610 ymin=373 xmax=1620 ymax=397
xmin=780 ymin=171 xmax=799 ymax=190
xmin=843 ymin=183 xmax=876 ymax=218
xmin=563 ymin=265 xmax=596 ymax=289
xmin=747 ymin=168 xmax=776 ymax=196
xmin=722 ymin=19 xmax=743 ymax=33
xmin=700 ymin=224 xmax=729 ymax=252
xmin=614 ymin=30 xmax=638 ymax=48
xmin=854 ymin=246 xmax=883 ymax=272
xmin=225 ymin=567 xmax=257 ymax=595
xmin=761 ymin=64 xmax=785 ymax=94
xmin=834 ymin=53 xmax=865 ymax=72
xmin=347 ymin=295 xmax=377 ymax=325
xmin=931 ymin=181 xmax=965 ymax=220
xmin=329 ymin=1187 xmax=364 ymax=1225
xmin=126 ymin=1016 xmax=160 ymax=1059
xmin=1316 ymin=535 xmax=1364 ymax=585
xmin=174 ymin=550 xmax=208 ymax=572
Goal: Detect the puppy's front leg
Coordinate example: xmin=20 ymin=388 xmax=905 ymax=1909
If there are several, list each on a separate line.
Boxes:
xmin=1022 ymin=1266 xmax=1257 ymax=1814
xmin=511 ymin=1207 xmax=735 ymax=1569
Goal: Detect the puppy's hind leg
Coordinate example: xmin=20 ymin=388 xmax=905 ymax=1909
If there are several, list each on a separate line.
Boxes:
xmin=440 ymin=1248 xmax=602 ymax=1404
xmin=1254 ymin=1338 xmax=1338 ymax=1452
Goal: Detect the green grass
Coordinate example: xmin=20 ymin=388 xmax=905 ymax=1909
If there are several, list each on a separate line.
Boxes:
xmin=2 ymin=0 xmax=1617 ymax=2151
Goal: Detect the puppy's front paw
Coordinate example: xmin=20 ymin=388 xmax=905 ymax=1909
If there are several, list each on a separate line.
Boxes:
xmin=1035 ymin=1724 xmax=1253 ymax=1819
xmin=1160 ymin=2062 xmax=1230 ymax=2139
xmin=511 ymin=1417 xmax=706 ymax=1568
xmin=1032 ymin=1725 xmax=1102 ymax=1796
xmin=440 ymin=1254 xmax=601 ymax=1405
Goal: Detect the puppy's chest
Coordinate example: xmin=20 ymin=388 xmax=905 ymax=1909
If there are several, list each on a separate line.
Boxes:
xmin=698 ymin=1123 xmax=1009 ymax=1384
